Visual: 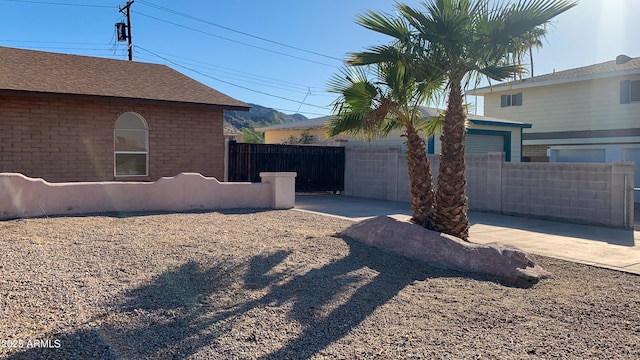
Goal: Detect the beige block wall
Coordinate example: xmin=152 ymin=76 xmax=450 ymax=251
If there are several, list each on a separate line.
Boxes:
xmin=345 ymin=148 xmax=635 ymax=228
xmin=336 ymin=130 xmax=407 ymax=148
xmin=482 ymin=75 xmax=640 ymax=133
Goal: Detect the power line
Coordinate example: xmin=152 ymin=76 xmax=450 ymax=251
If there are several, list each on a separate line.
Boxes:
xmin=3 ymin=0 xmax=346 ymax=68
xmin=0 ymin=38 xmax=333 ymax=102
xmin=137 ymin=0 xmax=342 ymax=62
xmin=4 ymin=0 xmax=342 ymax=85
xmin=0 ymin=45 xmax=117 ymax=51
xmin=136 ymin=12 xmax=337 ymax=68
xmin=2 ymin=0 xmax=336 ymax=115
xmin=1 ymin=0 xmax=113 ymax=8
xmin=227 ymin=105 xmax=329 ymax=118
xmin=134 ymin=54 xmax=313 ymax=95
xmin=136 ymin=46 xmax=331 ymax=112
xmin=0 ymin=40 xmax=108 ymax=45
xmin=134 ymin=48 xmax=333 ymax=94
xmin=3 ymin=0 xmax=343 ymax=67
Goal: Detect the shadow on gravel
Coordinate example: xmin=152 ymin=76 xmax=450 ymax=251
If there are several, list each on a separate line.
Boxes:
xmin=11 ymin=207 xmax=276 ymax=221
xmin=9 ymin=237 xmax=501 ymax=360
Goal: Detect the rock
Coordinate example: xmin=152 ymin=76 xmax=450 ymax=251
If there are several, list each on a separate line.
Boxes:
xmin=341 ymin=216 xmax=550 ymax=284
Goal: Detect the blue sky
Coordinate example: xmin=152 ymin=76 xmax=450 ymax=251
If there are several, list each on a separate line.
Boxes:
xmin=1 ymin=0 xmax=639 ymax=118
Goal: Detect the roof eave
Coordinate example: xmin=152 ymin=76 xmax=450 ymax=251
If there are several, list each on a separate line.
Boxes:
xmin=472 ymin=68 xmax=640 ymax=95
xmin=0 ymin=89 xmax=251 ymax=110
xmin=469 ymin=118 xmax=532 ymax=128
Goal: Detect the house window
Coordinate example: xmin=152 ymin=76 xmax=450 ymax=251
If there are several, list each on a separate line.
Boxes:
xmin=500 ymin=93 xmax=523 ymax=107
xmin=114 ymin=112 xmax=148 ymax=176
xmin=620 ymin=80 xmax=640 ymax=103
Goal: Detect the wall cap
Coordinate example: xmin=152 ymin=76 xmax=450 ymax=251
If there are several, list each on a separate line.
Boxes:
xmin=260 ymin=172 xmax=297 ymax=178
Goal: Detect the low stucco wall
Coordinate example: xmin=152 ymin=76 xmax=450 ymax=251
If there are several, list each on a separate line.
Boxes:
xmin=0 ymin=172 xmax=296 ymax=220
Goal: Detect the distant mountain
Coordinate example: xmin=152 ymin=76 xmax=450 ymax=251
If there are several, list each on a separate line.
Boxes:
xmin=223 ymin=103 xmax=308 ymax=133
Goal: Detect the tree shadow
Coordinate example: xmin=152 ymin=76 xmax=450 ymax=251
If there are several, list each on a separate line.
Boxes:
xmin=9 ymin=236 xmax=503 ymax=359
xmin=17 ymin=207 xmax=276 ymax=221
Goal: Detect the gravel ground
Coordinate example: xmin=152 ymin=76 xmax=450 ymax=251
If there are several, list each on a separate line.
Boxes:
xmin=1 ymin=209 xmax=639 ymax=359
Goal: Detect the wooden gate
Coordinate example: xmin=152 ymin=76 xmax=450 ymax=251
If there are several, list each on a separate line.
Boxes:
xmin=227 ymin=141 xmax=345 ymax=192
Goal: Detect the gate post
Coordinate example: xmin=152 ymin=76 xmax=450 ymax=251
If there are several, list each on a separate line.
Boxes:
xmin=260 ymin=172 xmax=297 ymax=209
xmin=224 ymin=138 xmax=230 ymax=182
xmin=610 ymin=162 xmax=634 ymax=228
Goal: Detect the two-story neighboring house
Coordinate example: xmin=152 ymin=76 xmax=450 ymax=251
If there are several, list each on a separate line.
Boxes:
xmin=473 ymin=54 xmax=640 ymax=201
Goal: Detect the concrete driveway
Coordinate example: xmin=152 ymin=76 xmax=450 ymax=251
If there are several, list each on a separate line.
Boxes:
xmin=295 ymin=194 xmax=640 ymax=275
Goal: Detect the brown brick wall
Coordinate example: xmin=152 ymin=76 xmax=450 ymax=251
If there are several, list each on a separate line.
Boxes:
xmin=0 ymin=95 xmax=224 ymax=182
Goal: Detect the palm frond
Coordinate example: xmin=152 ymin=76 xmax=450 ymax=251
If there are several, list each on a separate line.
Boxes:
xmin=482 ymin=0 xmax=577 ymax=47
xmin=356 ymin=10 xmax=412 ymax=42
xmin=327 ymin=66 xmax=399 ymax=141
xmin=417 ymin=113 xmax=444 ymax=138
xmin=475 ymin=63 xmax=523 ymax=81
xmin=327 ymin=111 xmax=368 ymax=138
xmin=348 ymin=44 xmax=406 ymax=67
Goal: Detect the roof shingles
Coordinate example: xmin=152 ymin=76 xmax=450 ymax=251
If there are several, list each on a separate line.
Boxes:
xmin=0 ymin=46 xmax=249 ymax=109
xmin=474 ymin=55 xmax=640 ymax=93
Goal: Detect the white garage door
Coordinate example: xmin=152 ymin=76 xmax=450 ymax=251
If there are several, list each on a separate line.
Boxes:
xmin=554 ymin=148 xmax=606 ymax=163
xmin=466 ymin=134 xmax=504 ymax=154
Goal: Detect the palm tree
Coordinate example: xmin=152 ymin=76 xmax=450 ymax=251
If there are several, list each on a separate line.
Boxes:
xmin=524 ymin=25 xmax=548 ymax=77
xmin=506 ymin=25 xmax=548 ymax=79
xmin=328 ymin=33 xmax=445 ymax=228
xmin=352 ymin=0 xmax=576 ymax=240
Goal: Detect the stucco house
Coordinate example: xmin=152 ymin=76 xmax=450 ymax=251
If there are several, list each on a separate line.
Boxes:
xmin=473 ymin=54 xmax=640 ymax=163
xmin=257 ymin=107 xmax=532 ymax=162
xmin=0 ymin=46 xmax=249 ymax=182
xmin=473 ymin=54 xmax=640 ymax=201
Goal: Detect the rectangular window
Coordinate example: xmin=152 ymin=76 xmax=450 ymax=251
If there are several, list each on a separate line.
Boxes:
xmin=115 ymin=130 xmax=147 ymax=152
xmin=500 ymin=93 xmax=522 ymax=107
xmin=632 ymin=80 xmax=640 ymax=102
xmin=115 ymin=153 xmax=147 ymax=175
xmin=620 ymin=79 xmax=640 ymax=103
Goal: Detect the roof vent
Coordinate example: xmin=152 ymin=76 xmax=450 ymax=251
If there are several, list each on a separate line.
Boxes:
xmin=616 ymin=54 xmax=632 ymax=64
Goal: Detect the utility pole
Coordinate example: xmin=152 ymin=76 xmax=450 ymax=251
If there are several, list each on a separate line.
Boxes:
xmin=118 ymin=0 xmax=134 ymax=61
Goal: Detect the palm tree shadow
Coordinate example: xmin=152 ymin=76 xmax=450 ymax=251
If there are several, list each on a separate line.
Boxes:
xmin=8 ymin=236 xmax=499 ymax=359
xmin=257 ymin=237 xmax=432 ymax=359
xmin=214 ymin=236 xmax=459 ymax=359
xmin=7 ymin=259 xmax=251 ymax=359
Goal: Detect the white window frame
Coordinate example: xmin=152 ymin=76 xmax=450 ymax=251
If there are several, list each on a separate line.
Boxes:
xmin=631 ymin=80 xmax=640 ymax=102
xmin=620 ymin=79 xmax=640 ymax=103
xmin=500 ymin=92 xmax=523 ymax=107
xmin=114 ymin=112 xmax=149 ymax=177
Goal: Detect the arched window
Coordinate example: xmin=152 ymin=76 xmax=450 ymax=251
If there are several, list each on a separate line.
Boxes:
xmin=114 ymin=112 xmax=148 ymax=176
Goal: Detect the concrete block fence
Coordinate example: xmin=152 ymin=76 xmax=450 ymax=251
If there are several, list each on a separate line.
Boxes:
xmin=344 ymin=147 xmax=635 ymax=229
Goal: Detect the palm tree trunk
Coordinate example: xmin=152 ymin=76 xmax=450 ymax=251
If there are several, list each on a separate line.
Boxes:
xmin=404 ymin=125 xmax=435 ymax=229
xmin=434 ymin=82 xmax=470 ymax=240
xmin=529 ymin=46 xmax=534 ymax=77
